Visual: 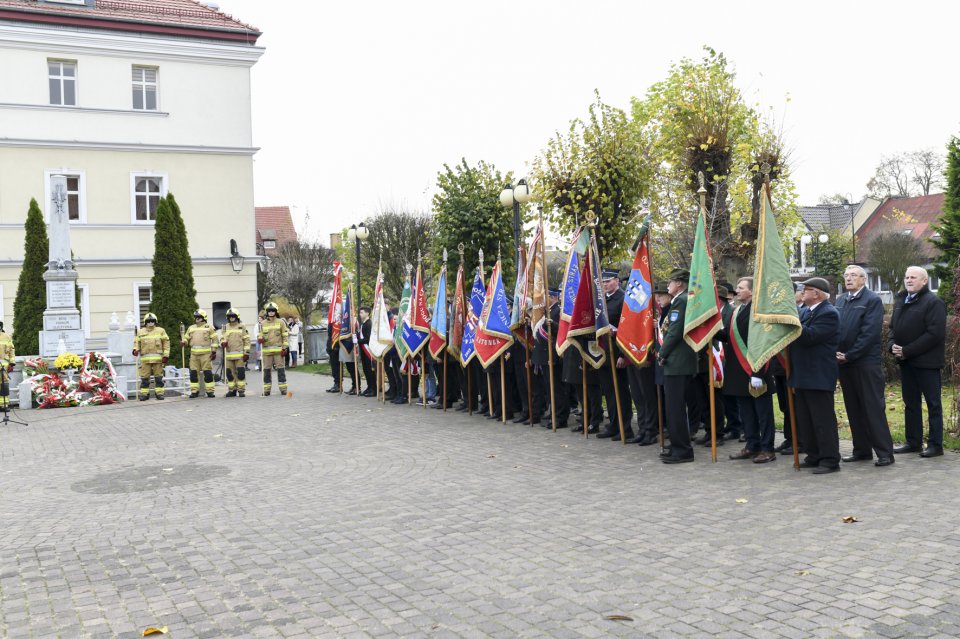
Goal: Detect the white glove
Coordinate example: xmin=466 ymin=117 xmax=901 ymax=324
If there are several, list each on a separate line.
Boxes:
xmin=750 ymin=376 xmax=764 ymax=389
xmin=351 ymin=335 xmax=358 ymax=344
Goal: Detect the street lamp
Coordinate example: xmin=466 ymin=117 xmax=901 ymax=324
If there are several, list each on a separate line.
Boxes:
xmin=347 ymin=222 xmax=369 ymax=308
xmin=800 ymin=234 xmax=812 ymax=271
xmin=500 ymin=178 xmax=530 ymax=264
xmin=229 ymin=238 xmax=244 ymax=274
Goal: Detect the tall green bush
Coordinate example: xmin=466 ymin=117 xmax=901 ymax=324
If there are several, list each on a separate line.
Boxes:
xmin=150 ymin=193 xmax=197 ymax=368
xmin=13 ymin=199 xmax=49 ymax=355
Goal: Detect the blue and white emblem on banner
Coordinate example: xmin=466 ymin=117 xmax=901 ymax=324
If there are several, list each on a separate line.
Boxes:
xmin=624 ymin=268 xmax=652 ymax=313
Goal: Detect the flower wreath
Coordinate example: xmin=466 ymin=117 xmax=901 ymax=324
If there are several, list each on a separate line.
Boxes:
xmin=29 ymin=352 xmax=125 ymax=408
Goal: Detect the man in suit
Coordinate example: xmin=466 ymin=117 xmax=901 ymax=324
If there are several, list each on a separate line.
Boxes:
xmin=789 ymin=277 xmax=842 ymax=474
xmin=888 ymin=266 xmax=947 ymax=458
xmin=598 ymin=270 xmax=634 ymax=441
xmin=657 ymin=269 xmax=698 ymax=463
xmin=533 ymin=288 xmax=569 ymax=428
xmin=836 ymin=265 xmax=895 ymax=466
xmin=356 ymin=306 xmax=377 ymax=396
xmin=724 ymin=277 xmax=778 ymax=464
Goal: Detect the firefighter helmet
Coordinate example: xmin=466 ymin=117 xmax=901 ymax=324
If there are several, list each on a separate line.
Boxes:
xmin=194 ymin=309 xmax=208 ymax=322
xmin=264 ymin=302 xmax=279 ymax=315
xmin=226 ymin=307 xmax=240 ymax=321
xmin=143 ymin=312 xmax=158 ymax=324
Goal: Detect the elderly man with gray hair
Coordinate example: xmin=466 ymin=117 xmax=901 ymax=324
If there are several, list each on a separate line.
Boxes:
xmin=888 ymin=266 xmax=947 ymax=458
xmin=835 ymin=264 xmax=895 ymax=467
xmin=789 ymin=277 xmax=842 ymax=473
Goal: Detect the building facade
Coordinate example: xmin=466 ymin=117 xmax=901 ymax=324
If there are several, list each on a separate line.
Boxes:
xmin=0 ymin=0 xmax=263 ymax=343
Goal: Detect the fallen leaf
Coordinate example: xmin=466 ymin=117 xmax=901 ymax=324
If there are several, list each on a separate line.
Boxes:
xmin=842 ymin=516 xmax=859 ymax=523
xmin=796 ymin=570 xmax=810 ymax=576
xmin=143 ymin=627 xmax=168 ymax=636
xmin=162 ymin=468 xmax=173 ymax=473
xmin=290 ymin=413 xmax=300 ymax=417
xmin=287 ymin=391 xmax=293 ymax=398
xmin=605 ymin=614 xmax=634 ymax=621
xmin=561 ymin=444 xmax=569 ymax=448
xmin=213 ymin=433 xmax=223 ymax=438
xmin=735 ymin=499 xmax=749 ymax=504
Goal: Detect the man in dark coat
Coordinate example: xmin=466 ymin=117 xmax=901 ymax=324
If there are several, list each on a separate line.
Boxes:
xmin=597 ymin=270 xmax=634 ymax=441
xmin=723 ymin=277 xmax=777 ymax=464
xmin=356 ymin=307 xmax=376 ymax=396
xmin=533 ymin=289 xmax=569 ymax=428
xmin=657 ymin=269 xmax=698 ymax=463
xmin=888 ymin=266 xmax=947 ymax=458
xmin=836 ymin=265 xmax=895 ymax=466
xmin=789 ymin=277 xmax=842 ymax=474
xmin=325 ymin=322 xmax=341 ymax=393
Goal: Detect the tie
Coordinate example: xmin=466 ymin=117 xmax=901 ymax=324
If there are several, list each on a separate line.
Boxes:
xmin=906 ymin=293 xmax=916 ymax=304
xmin=799 ymin=307 xmax=810 ymax=322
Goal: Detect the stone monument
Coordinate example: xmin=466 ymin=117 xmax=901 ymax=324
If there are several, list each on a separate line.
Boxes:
xmin=39 ymin=174 xmax=85 ymax=357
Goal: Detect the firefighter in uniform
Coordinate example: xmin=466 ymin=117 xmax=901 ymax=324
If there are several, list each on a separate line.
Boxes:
xmin=221 ymin=308 xmax=250 ymax=397
xmin=183 ymin=309 xmax=217 ymax=398
xmin=133 ymin=313 xmax=170 ymax=400
xmin=0 ymin=322 xmax=14 ymax=408
xmin=259 ymin=302 xmax=289 ymax=396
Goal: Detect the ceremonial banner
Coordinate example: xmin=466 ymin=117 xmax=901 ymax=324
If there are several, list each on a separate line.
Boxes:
xmin=565 ymin=235 xmax=610 ymax=369
xmin=747 ymin=182 xmax=802 ymax=369
xmin=339 ymin=284 xmax=354 ymax=345
xmin=368 ymin=271 xmax=393 ymax=359
xmin=683 ymin=210 xmax=724 ymax=351
xmin=392 ymin=277 xmax=412 ymax=361
xmin=460 ymin=268 xmax=485 ymax=364
xmin=510 ymin=244 xmax=527 ymax=334
xmin=328 ymin=261 xmax=343 ymax=343
xmin=616 ymin=219 xmax=655 ymax=366
xmin=526 ymin=223 xmax=546 ymax=330
xmin=555 ymin=227 xmax=589 ymax=354
xmin=447 ymin=261 xmax=466 ymax=361
xmin=400 ymin=264 xmax=431 ymax=357
xmin=475 ymin=260 xmax=514 ymax=368
xmin=428 ymin=264 xmax=447 ymax=359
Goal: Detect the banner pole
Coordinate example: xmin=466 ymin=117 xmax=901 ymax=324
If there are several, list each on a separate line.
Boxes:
xmin=710 ymin=353 xmax=718 ymax=463
xmin=582 ymin=364 xmax=588 ymax=437
xmin=608 ymin=338 xmax=626 ymax=445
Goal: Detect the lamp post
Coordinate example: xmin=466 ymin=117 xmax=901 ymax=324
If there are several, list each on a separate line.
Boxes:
xmin=347 ymin=222 xmax=369 ymax=308
xmin=229 ymin=239 xmax=244 ymax=273
xmin=499 ymin=178 xmax=531 ymax=265
xmin=815 ymin=232 xmax=828 ymax=275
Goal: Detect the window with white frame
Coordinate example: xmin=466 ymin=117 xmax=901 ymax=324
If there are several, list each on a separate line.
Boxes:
xmin=135 ymin=283 xmax=152 ymax=322
xmin=131 ymin=174 xmax=166 ymax=222
xmin=132 ymin=66 xmax=158 ymax=111
xmin=44 ymin=171 xmax=85 ymax=222
xmin=48 ymin=60 xmax=77 ymax=106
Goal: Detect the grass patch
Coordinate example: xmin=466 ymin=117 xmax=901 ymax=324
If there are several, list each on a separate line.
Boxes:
xmin=773 ymin=382 xmax=959 ymax=450
xmin=286 ymin=362 xmax=332 ymax=376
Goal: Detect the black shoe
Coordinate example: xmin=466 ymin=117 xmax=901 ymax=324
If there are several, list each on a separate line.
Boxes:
xmin=624 ymin=435 xmax=643 ymax=444
xmin=326 ymin=385 xmax=340 ymax=393
xmin=811 ymin=466 xmax=839 ymax=475
xmin=226 ymin=390 xmax=236 ymax=397
xmin=701 ymin=437 xmax=724 ymax=447
xmin=874 ymin=457 xmax=895 ymax=467
xmin=842 ymin=454 xmax=873 ymax=462
xmin=431 ymin=402 xmax=445 ymax=409
xmin=391 ymin=397 xmax=406 ymax=404
xmin=596 ymin=429 xmax=616 ymax=439
xmin=139 ymin=395 xmax=148 ymax=401
xmin=553 ymin=420 xmax=568 ymax=429
xmin=777 ymin=447 xmax=793 ymax=456
xmin=206 ymin=392 xmax=215 ymax=398
xmin=722 ymin=431 xmax=741 ymax=441
xmin=921 ymin=446 xmax=944 ymax=458
xmin=658 ymin=449 xmax=673 ymax=458
xmin=384 ymin=393 xmax=396 ymax=401
xmin=662 ymin=455 xmax=694 ymax=464
xmin=512 ymin=415 xmax=527 ymax=424
xmin=361 ymin=389 xmax=375 ymax=397
xmin=155 ymin=395 xmax=164 ymax=401
xmin=799 ymin=459 xmax=818 ymax=468
xmin=774 ymin=441 xmax=792 ymax=453
xmin=189 ymin=392 xmax=199 ymax=399
xmin=478 ymin=404 xmax=489 ymax=414
xmin=455 ymin=403 xmax=468 ymax=412
xmin=893 ymin=444 xmax=921 ymax=454
xmin=346 ymin=388 xmax=358 ymax=396
xmin=264 ymin=391 xmax=271 ymax=397
xmin=238 ymin=390 xmax=245 ymax=397
xmin=693 ymin=433 xmax=711 ymax=445
xmin=587 ymin=425 xmax=600 ymax=435
xmin=637 ymin=433 xmax=658 ymax=446
xmin=738 ymin=434 xmax=746 ymax=442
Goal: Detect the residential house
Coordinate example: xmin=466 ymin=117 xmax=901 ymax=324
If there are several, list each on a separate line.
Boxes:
xmin=255 ymin=206 xmax=298 ymax=257
xmin=854 ymin=193 xmax=945 ymax=299
xmin=791 ymin=198 xmax=881 ymax=276
xmin=0 ymin=0 xmax=263 ymax=341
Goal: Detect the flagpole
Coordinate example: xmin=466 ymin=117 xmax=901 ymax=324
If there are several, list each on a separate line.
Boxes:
xmin=539 ymin=208 xmax=558 ymax=432
xmin=467 ymin=363 xmax=472 ymax=415
xmin=421 ymin=351 xmax=426 ymax=409
xmin=762 ymin=168 xmax=801 ymax=472
xmin=581 ymin=365 xmax=588 ymax=437
xmin=501 ymin=358 xmax=507 ymax=424
xmin=696 ymin=174 xmax=719 ymax=463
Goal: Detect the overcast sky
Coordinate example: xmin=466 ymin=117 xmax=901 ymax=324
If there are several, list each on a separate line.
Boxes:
xmin=219 ymin=0 xmax=959 ymax=244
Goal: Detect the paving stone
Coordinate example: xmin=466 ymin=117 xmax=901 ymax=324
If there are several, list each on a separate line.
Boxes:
xmin=0 ymin=375 xmax=958 ymax=637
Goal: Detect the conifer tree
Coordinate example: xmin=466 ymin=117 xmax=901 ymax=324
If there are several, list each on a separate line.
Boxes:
xmin=13 ymin=199 xmax=49 ymax=355
xmin=150 ymin=193 xmax=197 ymax=368
xmin=932 ymin=136 xmax=960 ymax=303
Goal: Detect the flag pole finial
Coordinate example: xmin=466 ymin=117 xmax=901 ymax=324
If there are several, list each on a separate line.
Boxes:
xmin=697 ymin=171 xmax=707 ymax=195
xmin=478 ymin=248 xmax=484 ymax=267
xmin=417 ymin=249 xmax=422 ymax=265
xmin=457 ymin=242 xmax=465 ymax=263
xmin=443 ymin=247 xmax=448 ymax=263
xmin=406 ymin=263 xmax=412 ymax=278
xmin=584 ymin=210 xmax=597 ymax=228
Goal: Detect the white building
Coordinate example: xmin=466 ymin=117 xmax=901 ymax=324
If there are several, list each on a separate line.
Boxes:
xmin=0 ymin=0 xmax=263 ymax=344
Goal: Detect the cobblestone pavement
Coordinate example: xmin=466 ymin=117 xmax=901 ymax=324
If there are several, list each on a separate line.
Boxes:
xmin=1 ymin=371 xmax=958 ymax=639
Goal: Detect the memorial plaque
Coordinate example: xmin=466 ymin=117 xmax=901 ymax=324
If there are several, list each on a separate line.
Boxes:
xmin=44 ymin=314 xmax=80 ymax=331
xmin=40 ymin=329 xmax=85 ymax=357
xmin=46 ymin=281 xmax=75 ymax=309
